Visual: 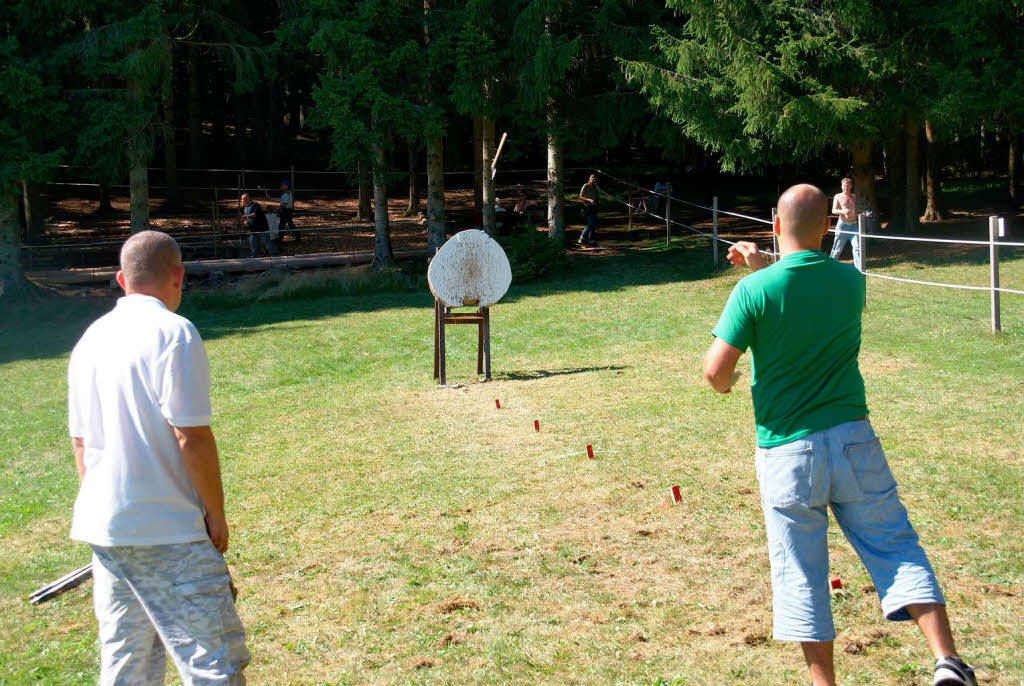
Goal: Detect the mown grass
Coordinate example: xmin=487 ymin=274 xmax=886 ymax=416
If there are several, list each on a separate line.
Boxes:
xmin=1 ymin=237 xmax=1022 ymax=685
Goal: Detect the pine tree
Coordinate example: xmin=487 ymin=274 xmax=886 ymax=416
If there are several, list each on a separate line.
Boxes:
xmin=303 ymin=0 xmax=428 ymax=267
xmin=1 ymin=3 xmax=71 ymax=296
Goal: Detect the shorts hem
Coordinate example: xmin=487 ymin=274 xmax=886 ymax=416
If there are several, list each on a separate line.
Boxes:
xmin=883 ymin=595 xmax=946 ymax=622
xmin=772 ymin=631 xmax=837 ymax=643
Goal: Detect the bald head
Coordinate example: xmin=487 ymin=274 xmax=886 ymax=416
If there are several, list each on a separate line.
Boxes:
xmin=777 ymin=184 xmax=829 ymax=243
xmin=119 ymin=231 xmax=182 ymax=290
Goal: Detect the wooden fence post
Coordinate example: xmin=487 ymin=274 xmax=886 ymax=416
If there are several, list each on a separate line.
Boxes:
xmin=990 ymin=215 xmax=1001 ymax=333
xmin=627 ymin=177 xmax=633 ymax=235
xmin=712 ymin=196 xmax=719 ymax=267
xmin=666 ymin=192 xmax=671 ymax=246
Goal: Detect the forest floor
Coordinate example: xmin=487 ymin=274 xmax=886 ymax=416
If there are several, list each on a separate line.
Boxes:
xmin=2 ymin=235 xmax=1022 ymax=684
xmin=25 ymin=173 xmax=1024 ymax=275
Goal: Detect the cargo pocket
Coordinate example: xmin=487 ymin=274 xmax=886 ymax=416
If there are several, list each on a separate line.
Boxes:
xmin=756 ymin=446 xmax=814 ymax=507
xmin=174 ymin=572 xmax=237 ymax=634
xmin=844 ymin=438 xmax=896 ymax=495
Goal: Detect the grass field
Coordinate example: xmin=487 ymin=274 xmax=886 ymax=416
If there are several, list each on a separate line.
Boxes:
xmin=1 ymin=237 xmax=1022 ymax=685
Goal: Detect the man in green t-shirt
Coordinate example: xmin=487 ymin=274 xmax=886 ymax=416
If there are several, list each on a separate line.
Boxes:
xmin=702 ymin=184 xmax=976 ymax=686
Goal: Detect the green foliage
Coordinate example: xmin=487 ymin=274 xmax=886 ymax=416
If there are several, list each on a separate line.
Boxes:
xmin=498 ymin=228 xmax=568 ymax=281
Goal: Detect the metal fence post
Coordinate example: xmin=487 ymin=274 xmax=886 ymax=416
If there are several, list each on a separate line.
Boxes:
xmin=665 ymin=192 xmax=671 ymax=246
xmin=712 ymin=196 xmax=719 ymax=267
xmin=858 ymin=213 xmax=868 ymax=307
xmin=990 ymin=215 xmax=1001 ymax=333
xmin=857 ymin=213 xmax=867 ymax=274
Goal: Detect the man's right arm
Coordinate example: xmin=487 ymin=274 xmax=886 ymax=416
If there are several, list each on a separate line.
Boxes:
xmin=173 ymin=425 xmax=229 ymax=553
xmin=831 ymin=194 xmax=842 ymax=215
xmin=72 ymin=437 xmax=85 ymax=481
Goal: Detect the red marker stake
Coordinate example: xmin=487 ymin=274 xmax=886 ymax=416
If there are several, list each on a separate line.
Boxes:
xmin=669 ymin=485 xmax=682 ymax=504
xmin=830 ymin=578 xmax=842 ymax=590
xmin=534 ymin=420 xmax=540 ymax=432
xmin=495 ymin=399 xmax=501 ymax=409
xmin=586 ymin=444 xmax=594 ymax=459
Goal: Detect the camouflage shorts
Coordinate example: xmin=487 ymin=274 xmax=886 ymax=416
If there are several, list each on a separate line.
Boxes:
xmin=91 ymin=540 xmax=250 ymax=685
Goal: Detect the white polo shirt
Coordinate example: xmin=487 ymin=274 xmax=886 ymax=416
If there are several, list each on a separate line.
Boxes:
xmin=68 ymin=294 xmax=211 ymax=546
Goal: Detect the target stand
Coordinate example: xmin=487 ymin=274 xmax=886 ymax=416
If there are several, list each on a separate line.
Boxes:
xmin=433 ymin=298 xmax=490 ymax=385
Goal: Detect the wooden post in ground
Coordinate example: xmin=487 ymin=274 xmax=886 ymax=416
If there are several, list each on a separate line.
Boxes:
xmin=290 ymin=165 xmax=296 ymax=196
xmin=712 ymin=196 xmax=719 ymax=267
xmin=990 ymin=215 xmax=1001 ymax=333
xmin=666 ymin=192 xmax=671 ymax=246
xmin=627 ymin=179 xmax=633 ymax=235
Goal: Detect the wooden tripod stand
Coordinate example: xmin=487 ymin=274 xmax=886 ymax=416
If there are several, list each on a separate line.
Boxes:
xmin=434 ymin=298 xmax=491 ymax=385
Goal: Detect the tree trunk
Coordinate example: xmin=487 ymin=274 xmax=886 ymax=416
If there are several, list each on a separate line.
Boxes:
xmin=849 ymin=138 xmax=877 ymax=219
xmin=0 ymin=193 xmax=27 ymax=297
xmin=546 ymin=120 xmax=564 ymax=240
xmin=187 ymin=44 xmax=203 ymax=166
xmin=130 ymin=156 xmax=150 ymax=234
xmin=481 ymin=115 xmax=496 ymax=235
xmin=162 ymin=40 xmax=181 ymax=209
xmin=21 ymin=181 xmax=45 ymax=243
xmin=404 ymin=144 xmax=421 ymax=216
xmin=426 ymin=136 xmax=445 ymax=252
xmin=1009 ymin=132 xmax=1019 ymax=204
xmin=357 ymin=160 xmax=372 ymax=221
xmin=268 ymin=80 xmax=281 ymax=165
xmin=252 ymin=87 xmax=268 ymax=165
xmin=212 ymin=84 xmax=226 ymax=158
xmin=472 ymin=116 xmax=483 ymax=212
xmin=372 ymin=143 xmax=393 ymax=267
xmin=904 ymin=112 xmax=922 ymax=231
xmin=921 ymin=119 xmax=943 ymax=222
xmin=98 ymin=182 xmax=113 ymax=212
xmin=287 ymin=87 xmax=301 ymax=136
xmin=233 ymin=95 xmax=247 ymax=166
xmin=884 ymin=127 xmax=906 ymax=232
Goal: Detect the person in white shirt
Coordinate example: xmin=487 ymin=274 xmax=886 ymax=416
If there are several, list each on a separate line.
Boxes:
xmin=272 ymin=180 xmax=300 ymax=241
xmin=68 ymin=230 xmax=249 ymax=685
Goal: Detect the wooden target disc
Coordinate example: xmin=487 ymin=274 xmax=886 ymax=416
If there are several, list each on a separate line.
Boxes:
xmin=428 ymin=230 xmax=512 ymax=308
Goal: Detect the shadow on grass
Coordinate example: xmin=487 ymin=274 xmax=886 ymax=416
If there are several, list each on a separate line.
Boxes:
xmin=495 ymin=365 xmax=627 ymax=382
xmin=0 ymin=240 xmax=717 ymax=365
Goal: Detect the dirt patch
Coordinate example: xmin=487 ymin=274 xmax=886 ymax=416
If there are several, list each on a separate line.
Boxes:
xmin=436 ymin=633 xmax=465 ymax=648
xmin=437 ymin=598 xmax=481 ymax=614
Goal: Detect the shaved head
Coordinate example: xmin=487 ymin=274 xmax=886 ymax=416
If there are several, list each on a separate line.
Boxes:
xmin=119 ymin=231 xmax=182 ymax=289
xmin=777 ymin=184 xmax=829 ymax=242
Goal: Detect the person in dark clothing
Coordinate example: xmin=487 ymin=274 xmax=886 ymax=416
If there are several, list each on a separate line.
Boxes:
xmin=241 ymin=193 xmax=277 ymax=258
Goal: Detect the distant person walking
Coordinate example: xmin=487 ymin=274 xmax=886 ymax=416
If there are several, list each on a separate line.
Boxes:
xmin=68 ymin=231 xmax=250 ymax=685
xmin=578 ymin=174 xmax=601 ymax=245
xmin=271 ymin=180 xmax=300 ymax=241
xmin=703 ymin=184 xmax=977 ymax=686
xmin=241 ymin=193 xmax=277 ymax=258
xmin=829 ymin=177 xmax=861 ymax=268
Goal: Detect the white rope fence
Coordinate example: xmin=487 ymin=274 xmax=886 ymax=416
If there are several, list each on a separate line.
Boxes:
xmin=594 ymin=171 xmax=1021 ymax=332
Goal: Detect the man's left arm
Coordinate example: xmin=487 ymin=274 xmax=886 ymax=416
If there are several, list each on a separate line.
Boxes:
xmin=705 ymin=273 xmax=756 ymax=394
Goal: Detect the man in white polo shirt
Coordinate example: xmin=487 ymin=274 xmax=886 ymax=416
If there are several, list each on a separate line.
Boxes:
xmin=68 ymin=230 xmax=249 ymax=685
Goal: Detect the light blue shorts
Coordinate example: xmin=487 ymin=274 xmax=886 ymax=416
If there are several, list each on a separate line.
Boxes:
xmin=755 ymin=419 xmax=944 ymax=642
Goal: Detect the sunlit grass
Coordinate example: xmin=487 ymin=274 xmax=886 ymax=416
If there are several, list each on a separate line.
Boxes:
xmin=1 ymin=238 xmax=1022 ymax=684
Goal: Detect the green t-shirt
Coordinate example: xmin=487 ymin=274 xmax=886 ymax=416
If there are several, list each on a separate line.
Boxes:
xmin=712 ymin=250 xmax=869 ymax=447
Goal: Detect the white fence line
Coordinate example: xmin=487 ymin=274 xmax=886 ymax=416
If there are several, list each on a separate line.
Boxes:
xmin=833 ymin=227 xmax=1024 ymax=248
xmin=596 ymin=171 xmax=1020 ymax=332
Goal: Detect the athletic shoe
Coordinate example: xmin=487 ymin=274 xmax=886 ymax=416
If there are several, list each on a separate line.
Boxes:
xmin=934 ymin=656 xmax=978 ymax=686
